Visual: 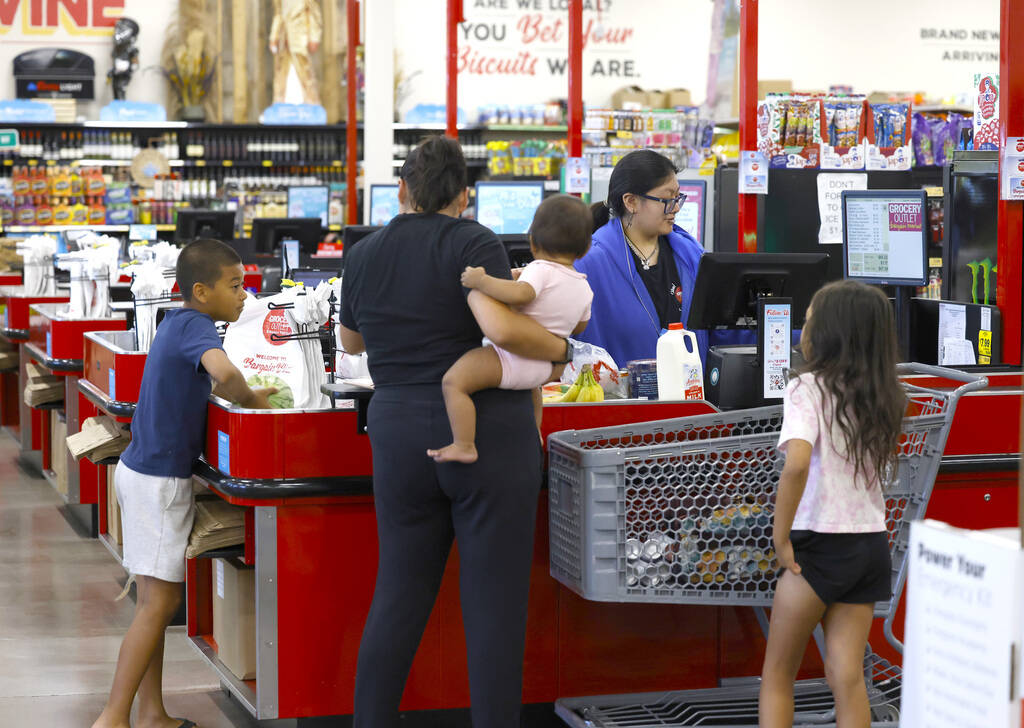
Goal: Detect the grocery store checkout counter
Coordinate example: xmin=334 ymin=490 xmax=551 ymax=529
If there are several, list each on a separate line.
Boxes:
xmin=23 ymin=303 xmax=126 ymax=533
xmin=179 ymin=365 xmax=1019 ymax=723
xmin=172 ymin=247 xmax=1019 ymax=722
xmin=0 ymin=286 xmax=70 ymax=448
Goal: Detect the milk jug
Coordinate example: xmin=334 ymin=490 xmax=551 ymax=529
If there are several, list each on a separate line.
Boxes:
xmin=656 ymin=323 xmax=704 ymax=401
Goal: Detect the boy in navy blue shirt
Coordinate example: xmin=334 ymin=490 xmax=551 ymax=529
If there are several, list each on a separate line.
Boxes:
xmin=93 ymin=239 xmax=275 ymax=728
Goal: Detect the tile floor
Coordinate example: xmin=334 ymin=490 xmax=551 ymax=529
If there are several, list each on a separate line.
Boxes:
xmin=0 ymin=432 xmax=271 ymax=727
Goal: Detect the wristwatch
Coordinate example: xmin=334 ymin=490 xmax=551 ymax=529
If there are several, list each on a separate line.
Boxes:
xmin=553 ymin=338 xmax=573 ymax=365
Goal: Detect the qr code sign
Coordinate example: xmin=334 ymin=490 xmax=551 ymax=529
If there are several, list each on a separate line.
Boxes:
xmin=768 ymin=373 xmax=785 ymax=392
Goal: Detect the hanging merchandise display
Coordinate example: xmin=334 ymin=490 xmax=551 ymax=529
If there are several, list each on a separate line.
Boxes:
xmin=973 ymin=73 xmax=1000 ymax=151
xmin=756 ymin=94 xmax=827 ymax=169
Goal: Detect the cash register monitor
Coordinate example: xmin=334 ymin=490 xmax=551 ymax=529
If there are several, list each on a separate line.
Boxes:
xmin=675 ymin=179 xmax=707 ymax=248
xmin=369 ymin=184 xmax=400 ymax=226
xmin=252 ymin=217 xmax=323 ymax=257
xmin=475 ymin=181 xmax=544 ymax=234
xmin=841 ymin=189 xmax=927 ymax=287
xmin=687 ymin=252 xmax=829 ymax=411
xmin=287 ymin=185 xmax=330 ymax=226
xmin=174 ymin=209 xmax=236 ymax=242
xmin=687 ymin=253 xmax=829 ymax=330
xmin=499 ymin=234 xmax=533 ymax=269
xmin=340 ymin=225 xmax=382 ymax=272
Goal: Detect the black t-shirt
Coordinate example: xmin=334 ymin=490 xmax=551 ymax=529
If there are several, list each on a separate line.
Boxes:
xmin=631 ymin=235 xmax=683 ymax=331
xmin=338 ymin=213 xmax=511 ymax=387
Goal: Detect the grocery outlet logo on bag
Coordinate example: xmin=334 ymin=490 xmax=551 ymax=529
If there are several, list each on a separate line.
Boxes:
xmin=0 ymin=0 xmax=124 ymax=36
xmin=262 ymin=309 xmax=292 ymax=347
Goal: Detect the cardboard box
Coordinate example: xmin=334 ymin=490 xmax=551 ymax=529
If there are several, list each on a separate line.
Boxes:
xmin=758 ymin=79 xmax=793 ymax=99
xmin=665 ymin=88 xmax=692 ymax=108
xmin=212 ymin=558 xmax=256 ymax=681
xmin=611 ymin=85 xmax=646 ymax=110
xmin=107 ymin=465 xmax=122 ymax=545
xmin=645 ymin=89 xmax=668 ymax=109
xmin=51 ymin=411 xmax=67 ymax=496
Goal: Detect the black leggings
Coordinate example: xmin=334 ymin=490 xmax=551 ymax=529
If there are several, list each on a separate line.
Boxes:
xmin=353 ymin=384 xmax=543 ymax=728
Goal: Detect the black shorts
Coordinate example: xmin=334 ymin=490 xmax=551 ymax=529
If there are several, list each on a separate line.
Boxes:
xmin=789 ymin=530 xmax=892 ymax=605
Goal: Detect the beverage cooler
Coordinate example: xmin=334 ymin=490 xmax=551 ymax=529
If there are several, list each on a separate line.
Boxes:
xmin=942 ymin=151 xmax=999 ymax=306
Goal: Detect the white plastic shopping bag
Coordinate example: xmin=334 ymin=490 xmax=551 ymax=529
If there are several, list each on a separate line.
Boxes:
xmin=560 ymin=340 xmax=626 ymax=398
xmin=222 ymin=289 xmax=328 ymax=409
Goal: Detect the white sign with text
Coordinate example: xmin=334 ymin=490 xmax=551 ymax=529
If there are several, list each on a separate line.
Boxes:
xmin=901 ymin=520 xmax=1022 ymax=728
xmin=817 ymin=173 xmax=867 ymax=245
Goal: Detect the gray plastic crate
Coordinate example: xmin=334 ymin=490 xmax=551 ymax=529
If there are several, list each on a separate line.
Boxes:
xmin=548 ymin=406 xmax=785 ymax=606
xmin=548 ymin=365 xmax=985 ymax=612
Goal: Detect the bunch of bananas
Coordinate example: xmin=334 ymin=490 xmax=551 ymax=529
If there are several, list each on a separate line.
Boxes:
xmin=560 ymin=364 xmax=605 ymax=403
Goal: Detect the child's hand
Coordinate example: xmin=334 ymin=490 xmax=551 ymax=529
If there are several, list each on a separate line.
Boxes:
xmin=250 ymin=387 xmax=278 ymax=410
xmin=511 ymin=267 xmax=525 ymax=280
xmin=774 ymin=539 xmax=802 ymax=574
xmin=461 ymin=266 xmax=486 ymax=289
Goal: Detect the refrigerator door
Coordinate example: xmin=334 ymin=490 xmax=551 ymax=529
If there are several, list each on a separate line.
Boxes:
xmin=944 ymin=151 xmax=999 ymax=305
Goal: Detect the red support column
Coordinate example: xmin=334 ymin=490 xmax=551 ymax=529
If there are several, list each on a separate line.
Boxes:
xmin=998 ymin=0 xmax=1023 ymax=365
xmin=567 ymin=0 xmax=583 ymax=159
xmin=446 ymin=0 xmax=465 ymax=139
xmin=345 ymin=0 xmax=360 ymax=225
xmin=737 ymin=0 xmax=759 ymax=253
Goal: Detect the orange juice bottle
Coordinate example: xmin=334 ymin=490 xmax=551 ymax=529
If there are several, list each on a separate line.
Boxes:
xmin=88 ymin=196 xmax=106 ymax=225
xmin=52 ymin=166 xmax=71 ymax=197
xmin=34 ymin=196 xmax=53 ymax=226
xmin=86 ymin=167 xmax=106 ymax=196
xmin=14 ymin=197 xmax=36 ymax=225
xmin=12 ymin=166 xmax=30 ymax=196
xmin=53 ymin=197 xmax=73 ymax=225
xmin=30 ymin=166 xmax=48 ymax=195
xmin=69 ymin=166 xmax=83 ymax=196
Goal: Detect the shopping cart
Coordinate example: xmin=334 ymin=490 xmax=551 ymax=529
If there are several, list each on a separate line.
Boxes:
xmin=547 ymin=363 xmax=988 ymax=727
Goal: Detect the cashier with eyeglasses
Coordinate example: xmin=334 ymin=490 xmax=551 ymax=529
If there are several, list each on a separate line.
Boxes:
xmin=575 ymin=149 xmax=708 ymax=367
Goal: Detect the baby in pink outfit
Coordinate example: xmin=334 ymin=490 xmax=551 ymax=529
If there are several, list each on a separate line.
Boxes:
xmin=428 ymin=195 xmax=594 ymax=464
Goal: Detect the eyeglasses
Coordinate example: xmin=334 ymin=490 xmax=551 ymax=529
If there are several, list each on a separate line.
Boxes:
xmin=638 ymin=192 xmax=687 ymax=214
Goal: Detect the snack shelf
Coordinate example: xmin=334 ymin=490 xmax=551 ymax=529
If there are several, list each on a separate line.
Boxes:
xmin=0 ymin=225 xmax=177 ymax=234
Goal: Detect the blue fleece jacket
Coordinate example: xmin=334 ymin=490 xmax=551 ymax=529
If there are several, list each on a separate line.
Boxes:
xmin=574 ymin=219 xmax=708 ymax=367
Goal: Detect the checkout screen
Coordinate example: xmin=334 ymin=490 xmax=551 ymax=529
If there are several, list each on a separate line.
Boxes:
xmin=475 ymin=182 xmax=544 ymax=235
xmin=844 ymin=194 xmax=926 ymax=285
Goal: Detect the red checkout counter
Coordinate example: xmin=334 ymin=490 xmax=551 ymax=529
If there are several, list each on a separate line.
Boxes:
xmin=23 ymin=303 xmax=126 ymax=534
xmin=0 ymin=287 xmax=70 ymax=450
xmin=180 ymin=370 xmax=1020 ymax=723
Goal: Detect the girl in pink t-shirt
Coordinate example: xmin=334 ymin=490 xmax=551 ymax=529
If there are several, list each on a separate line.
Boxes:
xmin=760 ymin=280 xmax=906 ymax=728
xmin=428 ymin=195 xmax=594 ymax=464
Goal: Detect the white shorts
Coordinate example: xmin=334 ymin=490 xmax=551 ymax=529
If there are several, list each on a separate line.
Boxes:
xmin=115 ymin=461 xmax=195 ymax=583
xmin=493 ymin=345 xmax=555 ymax=391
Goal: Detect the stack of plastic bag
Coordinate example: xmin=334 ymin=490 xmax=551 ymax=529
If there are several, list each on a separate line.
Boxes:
xmin=290 ymin=282 xmax=332 ymax=409
xmin=17 ymin=235 xmax=57 ymax=296
xmin=55 ymin=233 xmax=120 ymax=318
xmin=129 ymin=241 xmax=181 ymax=271
xmin=334 ymin=277 xmax=370 ymax=381
xmin=128 ymin=262 xmax=172 ymax=352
